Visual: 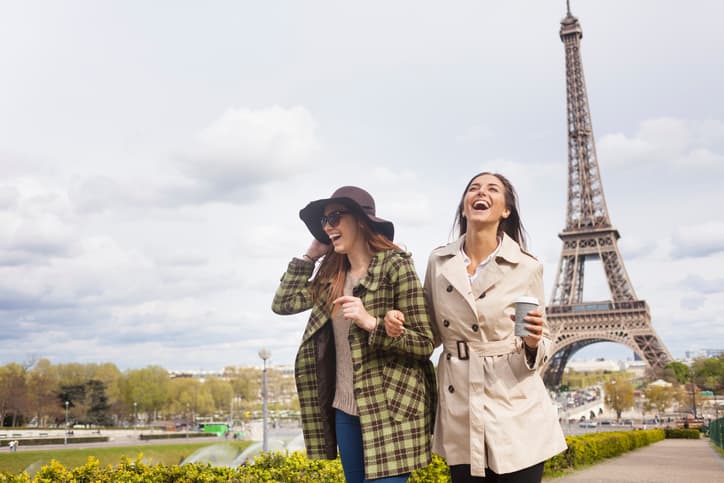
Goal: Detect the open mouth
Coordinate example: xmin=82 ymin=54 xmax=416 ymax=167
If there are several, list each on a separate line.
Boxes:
xmin=329 ymin=233 xmax=342 ymax=242
xmin=472 ymin=200 xmax=490 ymax=211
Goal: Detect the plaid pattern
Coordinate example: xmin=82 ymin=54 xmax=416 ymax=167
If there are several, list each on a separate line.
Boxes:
xmin=272 ymin=249 xmax=437 ymax=480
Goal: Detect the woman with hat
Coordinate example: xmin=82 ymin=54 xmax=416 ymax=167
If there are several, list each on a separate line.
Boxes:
xmin=272 ymin=186 xmax=437 ymax=482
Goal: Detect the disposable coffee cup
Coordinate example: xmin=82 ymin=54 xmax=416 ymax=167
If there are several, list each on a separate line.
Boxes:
xmin=514 ymin=296 xmax=539 ymax=337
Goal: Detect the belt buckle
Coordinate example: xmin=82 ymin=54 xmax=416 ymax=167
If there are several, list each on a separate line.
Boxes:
xmin=456 ymin=340 xmax=469 ymax=360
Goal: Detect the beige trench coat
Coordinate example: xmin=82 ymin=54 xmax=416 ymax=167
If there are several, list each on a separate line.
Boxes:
xmin=424 ymin=234 xmax=567 ymax=477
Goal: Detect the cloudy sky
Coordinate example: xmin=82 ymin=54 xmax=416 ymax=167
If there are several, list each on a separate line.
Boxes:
xmin=1 ymin=1 xmax=723 ymax=371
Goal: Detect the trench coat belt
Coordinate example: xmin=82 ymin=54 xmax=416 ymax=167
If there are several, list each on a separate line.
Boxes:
xmin=441 ymin=337 xmax=523 ymax=477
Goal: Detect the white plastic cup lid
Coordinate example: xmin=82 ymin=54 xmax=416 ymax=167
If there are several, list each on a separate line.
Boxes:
xmin=514 ymin=296 xmax=539 ymax=305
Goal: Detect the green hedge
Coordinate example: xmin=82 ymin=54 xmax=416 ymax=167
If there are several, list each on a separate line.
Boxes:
xmin=664 ymin=428 xmax=701 ymax=439
xmin=0 ymin=436 xmax=108 ymax=447
xmin=0 ymin=453 xmax=345 ymax=483
xmin=545 ymin=429 xmax=665 ymax=474
xmin=0 ymin=430 xmax=672 ymax=482
xmin=139 ymin=433 xmax=215 ymax=441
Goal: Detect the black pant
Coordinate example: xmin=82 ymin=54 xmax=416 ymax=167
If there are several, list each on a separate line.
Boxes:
xmin=449 ymin=462 xmax=544 ymax=483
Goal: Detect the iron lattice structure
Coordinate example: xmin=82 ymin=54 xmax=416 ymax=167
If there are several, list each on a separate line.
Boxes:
xmin=542 ymin=6 xmax=672 ymax=386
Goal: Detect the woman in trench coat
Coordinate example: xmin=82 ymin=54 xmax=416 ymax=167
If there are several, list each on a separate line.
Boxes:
xmin=272 ymin=186 xmax=436 ymax=482
xmin=386 ymin=172 xmax=566 ymax=482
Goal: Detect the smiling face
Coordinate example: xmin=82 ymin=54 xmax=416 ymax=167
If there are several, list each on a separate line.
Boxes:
xmin=462 ymin=174 xmax=511 ymax=230
xmin=322 ymin=202 xmax=366 ymax=255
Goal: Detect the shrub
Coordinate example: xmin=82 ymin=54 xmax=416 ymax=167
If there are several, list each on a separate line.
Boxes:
xmin=0 ymin=430 xmax=673 ymax=482
xmin=665 ymin=428 xmax=700 ymax=439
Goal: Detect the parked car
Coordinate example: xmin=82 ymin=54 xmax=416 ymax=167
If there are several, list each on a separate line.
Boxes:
xmin=579 ymin=421 xmax=598 ymax=428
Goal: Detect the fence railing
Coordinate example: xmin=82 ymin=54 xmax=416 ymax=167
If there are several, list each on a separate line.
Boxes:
xmin=709 ymin=417 xmax=723 ymax=449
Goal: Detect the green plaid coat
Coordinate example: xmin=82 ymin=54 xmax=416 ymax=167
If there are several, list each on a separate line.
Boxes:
xmin=272 ymin=249 xmax=437 ymax=480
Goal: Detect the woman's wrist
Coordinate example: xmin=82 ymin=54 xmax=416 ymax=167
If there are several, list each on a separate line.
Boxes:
xmin=302 ymin=253 xmax=317 ymax=263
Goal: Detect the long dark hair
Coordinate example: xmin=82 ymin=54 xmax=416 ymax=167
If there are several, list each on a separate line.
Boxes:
xmin=453 ymin=172 xmax=527 ymax=249
xmin=312 ymin=209 xmax=400 ymax=307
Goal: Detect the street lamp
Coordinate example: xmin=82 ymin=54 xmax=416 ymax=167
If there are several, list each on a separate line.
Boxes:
xmin=64 ymin=400 xmax=69 ymax=445
xmin=259 ymin=347 xmax=271 ymax=453
xmin=186 ymin=402 xmax=190 ymax=439
xmin=689 ymin=368 xmax=698 ymax=419
xmin=133 ymin=401 xmax=137 ymax=430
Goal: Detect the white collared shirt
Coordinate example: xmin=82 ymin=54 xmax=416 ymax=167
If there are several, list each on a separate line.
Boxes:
xmin=461 ymin=237 xmax=502 ymax=282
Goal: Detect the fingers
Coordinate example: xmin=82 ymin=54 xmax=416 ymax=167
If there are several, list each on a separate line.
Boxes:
xmin=333 ymin=296 xmax=355 ymax=305
xmin=333 ymin=296 xmax=369 ymax=325
xmin=513 ymin=310 xmax=543 ymax=348
xmin=307 ymin=239 xmax=329 ymax=259
xmin=523 ymin=313 xmax=543 ymax=348
xmin=383 ymin=310 xmax=406 ymax=337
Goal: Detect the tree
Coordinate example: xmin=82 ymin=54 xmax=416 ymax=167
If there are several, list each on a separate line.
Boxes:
xmin=85 ymin=380 xmax=112 ymax=426
xmin=643 ymin=385 xmax=675 ymax=416
xmin=59 ymin=380 xmax=113 ymax=426
xmin=126 ymin=366 xmax=170 ymax=422
xmin=691 ymin=356 xmax=724 ymax=393
xmin=166 ymin=377 xmax=213 ymax=418
xmin=223 ymin=366 xmax=261 ymax=408
xmin=27 ymin=359 xmax=61 ymax=427
xmin=204 ymin=377 xmax=234 ymax=415
xmin=604 ymin=376 xmax=634 ymax=420
xmin=59 ymin=384 xmax=86 ymax=427
xmin=0 ymin=363 xmax=29 ymax=427
xmin=664 ymin=361 xmax=690 ymax=385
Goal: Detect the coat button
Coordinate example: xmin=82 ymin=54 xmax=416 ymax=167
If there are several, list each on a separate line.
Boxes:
xmin=446 ymin=285 xmax=453 ymax=292
xmin=443 ymin=320 xmax=450 ymax=327
xmin=446 ymin=353 xmax=451 ymax=360
xmin=448 ymin=385 xmax=455 ymax=393
xmin=353 ymin=363 xmax=361 ymax=371
xmin=354 ymin=388 xmax=361 ymax=396
xmin=472 ymin=324 xmax=479 ymax=332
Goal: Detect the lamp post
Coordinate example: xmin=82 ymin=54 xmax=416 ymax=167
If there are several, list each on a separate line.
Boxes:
xmin=690 ymin=368 xmax=698 ymax=419
xmin=229 ymin=395 xmax=234 ymax=434
xmin=259 ymin=347 xmax=271 ymax=453
xmin=186 ymin=402 xmax=190 ymax=439
xmin=133 ymin=401 xmax=137 ymax=431
xmin=64 ymin=400 xmax=69 ymax=445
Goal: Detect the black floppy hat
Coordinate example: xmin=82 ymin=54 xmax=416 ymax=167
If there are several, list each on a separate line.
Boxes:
xmin=299 ymin=186 xmax=395 ymax=244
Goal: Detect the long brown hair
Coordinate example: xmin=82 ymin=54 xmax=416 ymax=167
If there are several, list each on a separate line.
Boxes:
xmin=453 ymin=171 xmax=528 ymax=249
xmin=312 ymin=213 xmax=400 ymax=308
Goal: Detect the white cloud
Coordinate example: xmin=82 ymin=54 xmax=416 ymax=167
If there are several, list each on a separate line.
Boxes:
xmin=2 ymin=2 xmax=724 ymax=369
xmin=679 ymin=275 xmax=724 ymax=295
xmin=671 ymin=221 xmax=724 ymax=258
xmin=174 ymin=106 xmax=320 ymax=202
xmin=598 ymin=117 xmax=724 ymax=168
xmin=0 ymin=185 xmax=19 ymax=210
xmin=674 ymin=147 xmax=724 ymax=168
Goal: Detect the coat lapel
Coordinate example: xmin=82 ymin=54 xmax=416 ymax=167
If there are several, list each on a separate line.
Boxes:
xmin=438 ymin=234 xmax=525 ymax=312
xmin=471 ymin=233 xmax=524 ymax=299
xmin=470 ymin=261 xmax=504 ymax=300
xmin=437 ymin=237 xmax=478 ymax=316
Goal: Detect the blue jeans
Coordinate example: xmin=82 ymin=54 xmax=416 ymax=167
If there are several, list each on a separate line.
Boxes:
xmin=335 ymin=409 xmax=410 ymax=483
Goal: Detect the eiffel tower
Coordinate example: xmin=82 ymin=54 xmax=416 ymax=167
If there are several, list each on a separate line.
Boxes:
xmin=542 ymin=3 xmax=672 ymax=386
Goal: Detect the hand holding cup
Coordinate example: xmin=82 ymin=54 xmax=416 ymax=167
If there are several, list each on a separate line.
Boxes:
xmin=513 ymin=296 xmax=543 ymax=349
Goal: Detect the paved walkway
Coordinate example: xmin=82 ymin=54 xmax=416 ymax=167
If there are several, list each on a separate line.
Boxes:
xmin=547 ymin=438 xmax=723 ymax=482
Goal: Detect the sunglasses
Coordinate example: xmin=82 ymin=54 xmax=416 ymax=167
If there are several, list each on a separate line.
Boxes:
xmin=320 ymin=210 xmax=350 ymax=228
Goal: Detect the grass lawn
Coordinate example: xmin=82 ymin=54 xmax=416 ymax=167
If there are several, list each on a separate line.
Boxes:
xmin=0 ymin=440 xmax=252 ymax=475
